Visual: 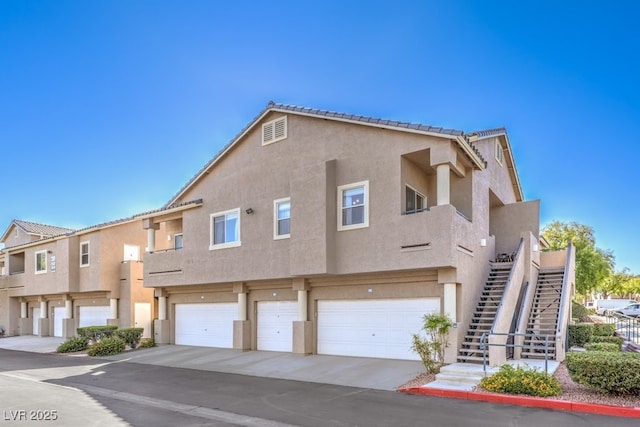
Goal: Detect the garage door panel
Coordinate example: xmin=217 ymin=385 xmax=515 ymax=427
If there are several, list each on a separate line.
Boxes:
xmin=318 ymin=298 xmax=440 ymax=360
xmin=32 ymin=308 xmax=41 ymax=335
xmin=257 ymin=301 xmax=297 ymax=352
xmin=79 ymin=306 xmax=111 ymax=328
xmin=53 ymin=307 xmax=65 ymax=337
xmin=175 ymin=303 xmax=236 ymax=348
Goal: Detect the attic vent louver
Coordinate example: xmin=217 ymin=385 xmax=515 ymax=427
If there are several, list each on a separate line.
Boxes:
xmin=262 ymin=116 xmax=287 ymax=145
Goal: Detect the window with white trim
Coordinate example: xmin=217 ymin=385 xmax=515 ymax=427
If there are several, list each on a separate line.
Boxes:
xmin=338 ymin=181 xmax=369 ymax=231
xmin=80 ymin=241 xmax=90 ymax=266
xmin=274 ymin=198 xmax=291 ymax=239
xmin=210 ymin=208 xmax=241 ymax=249
xmin=495 ymin=140 xmax=504 ymax=166
xmin=262 ymin=116 xmax=287 ymax=145
xmin=405 ymin=185 xmax=426 ymax=214
xmin=35 ymin=250 xmax=47 ymax=274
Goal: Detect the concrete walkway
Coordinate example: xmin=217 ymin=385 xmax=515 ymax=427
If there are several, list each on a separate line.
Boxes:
xmin=0 ymin=336 xmax=424 ymax=391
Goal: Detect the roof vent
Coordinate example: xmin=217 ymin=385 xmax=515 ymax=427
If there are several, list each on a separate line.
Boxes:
xmin=262 ymin=116 xmax=287 ymax=145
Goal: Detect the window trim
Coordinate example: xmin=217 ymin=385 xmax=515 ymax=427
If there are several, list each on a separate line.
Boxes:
xmin=273 ymin=197 xmax=291 ymax=240
xmin=337 ymin=180 xmax=369 ymax=231
xmin=35 ymin=250 xmax=47 ymax=274
xmin=495 ymin=140 xmax=504 ymax=166
xmin=262 ymin=116 xmax=288 ymax=146
xmin=209 ymin=208 xmax=241 ymax=250
xmin=80 ymin=241 xmax=90 ymax=267
xmin=405 ymin=185 xmax=426 ymax=214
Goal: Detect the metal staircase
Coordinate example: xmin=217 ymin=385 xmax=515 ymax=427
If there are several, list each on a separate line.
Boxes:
xmin=521 ymin=267 xmax=565 ymax=359
xmin=457 ymin=263 xmax=512 ymax=363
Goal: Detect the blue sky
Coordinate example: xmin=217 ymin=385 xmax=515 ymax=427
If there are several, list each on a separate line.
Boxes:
xmin=1 ymin=1 xmax=639 ymax=272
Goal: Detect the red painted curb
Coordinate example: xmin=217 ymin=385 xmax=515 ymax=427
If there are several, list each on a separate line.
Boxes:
xmin=398 ymin=386 xmax=640 ymax=418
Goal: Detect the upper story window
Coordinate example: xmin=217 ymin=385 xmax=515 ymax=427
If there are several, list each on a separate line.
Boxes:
xmin=495 ymin=140 xmax=504 ymax=166
xmin=405 ymin=185 xmax=426 ymax=214
xmin=262 ymin=116 xmax=288 ymax=145
xmin=210 ymin=208 xmax=241 ymax=250
xmin=35 ymin=250 xmax=47 ymax=274
xmin=338 ymin=181 xmax=369 ymax=231
xmin=80 ymin=241 xmax=90 ymax=266
xmin=274 ymin=198 xmax=291 ymax=239
xmin=174 ymin=234 xmax=184 ymax=250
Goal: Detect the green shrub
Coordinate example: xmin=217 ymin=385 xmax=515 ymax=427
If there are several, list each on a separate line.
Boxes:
xmin=56 ymin=336 xmax=89 ymax=353
xmin=568 ymin=323 xmax=592 ymax=347
xmin=589 ymin=335 xmax=624 ymax=346
xmin=115 ymin=328 xmax=144 ymax=349
xmin=87 ymin=337 xmax=126 ymax=356
xmin=566 ymin=351 xmax=640 ymax=395
xmin=77 ymin=325 xmax=118 ymax=342
xmin=139 ymin=338 xmax=155 ymax=348
xmin=592 ymin=323 xmax=615 ymax=337
xmin=411 ymin=313 xmax=453 ymax=374
xmin=479 ymin=364 xmax=561 ymax=397
xmin=572 ymin=301 xmax=591 ymax=322
xmin=584 ymin=342 xmax=620 ymax=352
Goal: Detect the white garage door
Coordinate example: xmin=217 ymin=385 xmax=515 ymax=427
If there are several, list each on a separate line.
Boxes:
xmin=32 ymin=308 xmax=41 ymax=335
xmin=53 ymin=307 xmax=65 ymax=337
xmin=317 ymin=298 xmax=440 ymax=360
xmin=175 ymin=303 xmax=236 ymax=348
xmin=257 ymin=301 xmax=298 ymax=352
xmin=79 ymin=306 xmax=110 ymax=328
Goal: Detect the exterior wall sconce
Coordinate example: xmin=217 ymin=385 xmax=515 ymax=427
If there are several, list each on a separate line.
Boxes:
xmin=245 ymin=208 xmax=254 ymax=214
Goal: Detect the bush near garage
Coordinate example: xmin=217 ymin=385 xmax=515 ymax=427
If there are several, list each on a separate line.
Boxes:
xmin=87 ymin=337 xmax=126 ymax=356
xmin=583 ymin=342 xmax=620 ymax=352
xmin=566 ymin=351 xmax=640 ymax=395
xmin=115 ymin=328 xmax=144 ymax=349
xmin=56 ymin=336 xmax=90 ymax=353
xmin=139 ymin=338 xmax=155 ymax=348
xmin=77 ymin=325 xmax=118 ymax=342
xmin=479 ymin=364 xmax=561 ymax=397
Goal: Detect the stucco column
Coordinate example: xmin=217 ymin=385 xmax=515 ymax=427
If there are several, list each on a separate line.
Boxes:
xmin=147 ymin=229 xmax=156 ymax=253
xmin=40 ymin=301 xmax=47 ymax=318
xmin=158 ymin=296 xmax=167 ymax=320
xmin=436 ymin=163 xmax=451 ymax=206
xmin=110 ymin=298 xmax=118 ymax=319
xmin=65 ymin=299 xmax=72 ymax=319
xmin=20 ymin=302 xmax=27 ymax=319
xmin=297 ymin=290 xmax=308 ymax=321
xmin=237 ymin=292 xmax=247 ymax=321
xmin=443 ymin=283 xmax=457 ymax=323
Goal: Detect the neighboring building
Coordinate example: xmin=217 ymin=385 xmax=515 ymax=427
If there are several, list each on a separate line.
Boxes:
xmin=141 ymin=102 xmax=575 ymax=365
xmin=0 ymin=218 xmax=153 ymax=338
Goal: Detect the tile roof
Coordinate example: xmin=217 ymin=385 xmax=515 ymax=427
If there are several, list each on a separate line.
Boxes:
xmin=13 ymin=220 xmax=74 ymax=237
xmin=166 ymin=102 xmax=490 ymax=206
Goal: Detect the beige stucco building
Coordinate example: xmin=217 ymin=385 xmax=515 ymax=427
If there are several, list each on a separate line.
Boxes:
xmin=0 ymin=218 xmax=154 ymax=339
xmin=141 ymin=102 xmax=575 ymax=365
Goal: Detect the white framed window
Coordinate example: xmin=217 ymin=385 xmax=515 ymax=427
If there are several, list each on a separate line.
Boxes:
xmin=210 ymin=208 xmax=241 ymax=250
xmin=405 ymin=185 xmax=426 ymax=214
xmin=273 ymin=198 xmax=291 ymax=239
xmin=338 ymin=181 xmax=369 ymax=231
xmin=35 ymin=250 xmax=47 ymax=274
xmin=174 ymin=233 xmax=183 ymax=250
xmin=80 ymin=241 xmax=90 ymax=267
xmin=262 ymin=116 xmax=287 ymax=145
xmin=495 ymin=140 xmax=504 ymax=166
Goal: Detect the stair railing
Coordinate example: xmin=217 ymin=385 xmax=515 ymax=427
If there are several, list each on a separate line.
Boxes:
xmin=555 ymin=240 xmax=575 ymax=361
xmin=480 ymin=332 xmax=553 ymax=375
xmin=488 ymin=238 xmax=525 ymax=366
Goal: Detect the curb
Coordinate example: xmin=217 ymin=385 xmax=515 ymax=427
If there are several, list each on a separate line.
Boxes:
xmin=398 ymin=386 xmax=640 ymax=418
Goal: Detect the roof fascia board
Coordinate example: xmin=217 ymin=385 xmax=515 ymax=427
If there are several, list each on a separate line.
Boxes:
xmin=454 ymin=136 xmax=486 ymax=170
xmin=500 ymin=133 xmax=524 ymax=202
xmin=135 ymin=200 xmax=203 ymax=221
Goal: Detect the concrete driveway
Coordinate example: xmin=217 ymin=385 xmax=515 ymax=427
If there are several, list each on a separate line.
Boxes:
xmin=0 ymin=336 xmax=424 ymax=391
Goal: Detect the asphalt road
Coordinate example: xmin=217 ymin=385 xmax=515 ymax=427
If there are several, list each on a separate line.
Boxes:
xmin=0 ymin=349 xmax=636 ymax=427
